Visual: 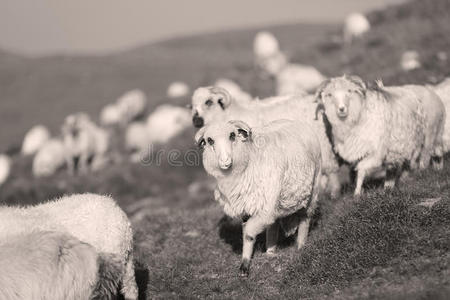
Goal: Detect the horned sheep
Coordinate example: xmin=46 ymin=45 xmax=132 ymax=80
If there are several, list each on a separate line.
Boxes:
xmin=0 ymin=230 xmax=123 ymax=300
xmin=195 ymin=119 xmax=322 ymax=276
xmin=315 ymin=75 xmax=443 ymax=195
xmin=0 ymin=193 xmax=138 ymax=299
xmin=191 ymin=86 xmax=342 ymax=197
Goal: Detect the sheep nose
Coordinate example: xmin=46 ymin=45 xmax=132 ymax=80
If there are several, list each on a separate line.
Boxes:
xmin=338 ymin=106 xmax=346 ymax=113
xmin=192 ymin=113 xmax=204 ymax=128
xmin=219 ymin=158 xmax=232 ymax=170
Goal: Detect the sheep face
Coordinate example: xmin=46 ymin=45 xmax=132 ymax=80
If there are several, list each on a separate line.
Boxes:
xmin=316 ymin=76 xmax=366 ymax=125
xmin=191 ymin=87 xmax=232 ymax=128
xmin=62 ymin=113 xmax=92 ymax=137
xmin=195 ymin=121 xmax=252 ymax=178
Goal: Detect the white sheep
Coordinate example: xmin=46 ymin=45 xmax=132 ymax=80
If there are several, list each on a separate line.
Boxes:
xmin=146 ymin=104 xmax=191 ymax=145
xmin=62 ymin=113 xmax=110 ymax=174
xmin=253 ymin=31 xmax=280 ymax=60
xmin=432 ymin=78 xmax=450 ymax=152
xmin=195 ymin=119 xmax=322 ymax=276
xmin=116 ymin=89 xmax=148 ymax=123
xmin=401 ymin=50 xmax=421 ymax=71
xmin=0 ymin=154 xmax=11 ymax=187
xmin=0 ymin=193 xmax=138 ymax=299
xmin=21 ymin=125 xmax=51 ymax=156
xmin=125 ymin=121 xmax=150 ymax=163
xmin=343 ymin=12 xmax=371 ymax=43
xmin=100 ymin=103 xmax=122 ymax=127
xmin=32 ymin=138 xmax=65 ymax=177
xmin=214 ymin=78 xmax=254 ymax=104
xmin=191 ymin=86 xmax=342 ymax=197
xmin=0 ymin=230 xmax=123 ymax=300
xmin=315 ymin=75 xmax=427 ymax=195
xmin=276 ymin=63 xmax=326 ymax=95
xmin=167 ymin=81 xmax=190 ymax=99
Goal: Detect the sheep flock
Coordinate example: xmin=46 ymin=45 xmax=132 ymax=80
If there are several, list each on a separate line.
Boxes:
xmin=1 ymin=5 xmax=450 ymax=299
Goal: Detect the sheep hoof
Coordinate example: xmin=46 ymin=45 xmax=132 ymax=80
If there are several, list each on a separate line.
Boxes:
xmin=266 ymin=247 xmax=277 ymax=256
xmin=239 ymin=260 xmax=250 ymax=277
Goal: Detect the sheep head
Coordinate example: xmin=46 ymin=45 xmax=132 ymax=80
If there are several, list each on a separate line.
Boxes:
xmin=62 ymin=113 xmax=92 ymax=138
xmin=190 ymin=86 xmax=234 ymax=128
xmin=315 ymin=75 xmax=366 ymax=125
xmin=195 ymin=120 xmax=252 ymax=178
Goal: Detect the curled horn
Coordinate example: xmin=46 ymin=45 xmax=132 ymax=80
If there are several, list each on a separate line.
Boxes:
xmin=194 ymin=126 xmax=207 ymax=148
xmin=210 ymin=86 xmax=233 ymax=110
xmin=228 ymin=120 xmax=252 ymax=140
xmin=314 ymin=79 xmax=332 ymax=104
xmin=344 ymin=74 xmax=367 ymax=97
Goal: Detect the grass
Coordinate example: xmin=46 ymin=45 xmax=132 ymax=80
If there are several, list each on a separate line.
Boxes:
xmin=0 ymin=0 xmax=450 ymax=299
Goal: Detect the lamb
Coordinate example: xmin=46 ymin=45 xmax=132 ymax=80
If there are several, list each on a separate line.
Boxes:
xmin=116 ymin=89 xmax=148 ymax=123
xmin=343 ymin=13 xmax=371 ymax=43
xmin=167 ymin=81 xmax=190 ymax=99
xmin=0 ymin=154 xmax=11 ymax=186
xmin=315 ymin=75 xmax=427 ymax=195
xmin=21 ymin=125 xmax=51 ymax=156
xmin=32 ymin=138 xmax=65 ymax=177
xmin=62 ymin=113 xmax=110 ymax=174
xmin=191 ymin=86 xmax=342 ymax=197
xmin=0 ymin=193 xmax=138 ymax=299
xmin=0 ymin=230 xmax=123 ymax=300
xmin=432 ymin=78 xmax=450 ymax=152
xmin=195 ymin=119 xmax=322 ymax=276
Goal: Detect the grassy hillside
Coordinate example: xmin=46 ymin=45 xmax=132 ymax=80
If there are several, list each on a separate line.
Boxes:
xmin=0 ymin=0 xmax=449 ymax=299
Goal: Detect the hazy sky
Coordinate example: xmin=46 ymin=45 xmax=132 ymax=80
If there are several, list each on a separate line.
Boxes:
xmin=0 ymin=0 xmax=405 ymax=56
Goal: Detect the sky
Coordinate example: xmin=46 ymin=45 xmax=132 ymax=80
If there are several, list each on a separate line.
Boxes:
xmin=0 ymin=0 xmax=406 ymax=56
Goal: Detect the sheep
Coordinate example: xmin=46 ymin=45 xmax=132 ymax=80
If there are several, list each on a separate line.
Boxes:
xmin=191 ymin=86 xmax=342 ymax=197
xmin=62 ymin=113 xmax=110 ymax=174
xmin=315 ymin=75 xmax=427 ymax=195
xmin=32 ymin=138 xmax=65 ymax=177
xmin=0 ymin=230 xmax=123 ymax=300
xmin=116 ymin=89 xmax=148 ymax=123
xmin=195 ymin=119 xmax=322 ymax=276
xmin=253 ymin=31 xmax=280 ymax=60
xmin=343 ymin=12 xmax=371 ymax=43
xmin=214 ymin=78 xmax=254 ymax=104
xmin=276 ymin=63 xmax=326 ymax=95
xmin=0 ymin=154 xmax=11 ymax=187
xmin=167 ymin=81 xmax=190 ymax=99
xmin=100 ymin=103 xmax=122 ymax=127
xmin=146 ymin=104 xmax=191 ymax=145
xmin=432 ymin=78 xmax=450 ymax=152
xmin=21 ymin=125 xmax=51 ymax=156
xmin=401 ymin=50 xmax=421 ymax=71
xmin=0 ymin=193 xmax=138 ymax=299
xmin=125 ymin=121 xmax=150 ymax=163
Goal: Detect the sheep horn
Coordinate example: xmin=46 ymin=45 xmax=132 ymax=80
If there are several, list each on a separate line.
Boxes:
xmin=194 ymin=127 xmax=207 ymax=147
xmin=229 ymin=120 xmax=252 ymax=140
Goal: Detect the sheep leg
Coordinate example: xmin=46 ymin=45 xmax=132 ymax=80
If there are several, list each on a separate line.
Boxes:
xmin=355 ymin=157 xmax=382 ymax=196
xmin=296 ymin=216 xmax=311 ymax=249
xmin=66 ymin=156 xmax=75 ymax=175
xmin=431 ymin=144 xmax=444 ymax=171
xmin=327 ymin=172 xmax=341 ymax=198
xmin=78 ymin=154 xmax=89 ymax=174
xmin=240 ymin=216 xmax=269 ymax=277
xmin=121 ymin=252 xmax=138 ymax=300
xmin=265 ymin=222 xmax=279 ymax=256
xmin=384 ymin=167 xmax=401 ymax=189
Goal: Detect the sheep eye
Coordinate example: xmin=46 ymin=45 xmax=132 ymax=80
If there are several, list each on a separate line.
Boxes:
xmin=207 ymin=137 xmax=214 ymax=145
xmin=326 ymin=93 xmax=332 ymax=98
xmin=198 ymin=139 xmax=206 ymax=149
xmin=205 ymin=99 xmax=213 ymax=107
xmin=229 ymin=132 xmax=236 ymax=141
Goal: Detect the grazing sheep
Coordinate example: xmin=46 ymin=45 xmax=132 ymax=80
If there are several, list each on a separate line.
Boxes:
xmin=21 ymin=125 xmax=51 ymax=156
xmin=167 ymin=81 xmax=190 ymax=99
xmin=62 ymin=113 xmax=110 ymax=174
xmin=191 ymin=86 xmax=342 ymax=197
xmin=432 ymin=78 xmax=450 ymax=152
xmin=100 ymin=103 xmax=122 ymax=127
xmin=214 ymin=78 xmax=253 ymax=104
xmin=343 ymin=13 xmax=371 ymax=43
xmin=0 ymin=193 xmax=138 ymax=299
xmin=32 ymin=138 xmax=65 ymax=177
xmin=315 ymin=75 xmax=426 ymax=195
xmin=116 ymin=89 xmax=148 ymax=123
xmin=146 ymin=104 xmax=191 ymax=145
xmin=0 ymin=154 xmax=11 ymax=187
xmin=196 ymin=119 xmax=322 ymax=276
xmin=401 ymin=50 xmax=421 ymax=71
xmin=0 ymin=231 xmax=123 ymax=300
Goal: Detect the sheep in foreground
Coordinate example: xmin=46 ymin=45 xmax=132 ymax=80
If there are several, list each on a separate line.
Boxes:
xmin=191 ymin=86 xmax=342 ymax=197
xmin=21 ymin=125 xmax=51 ymax=156
xmin=343 ymin=13 xmax=371 ymax=43
xmin=432 ymin=78 xmax=450 ymax=152
xmin=0 ymin=230 xmax=123 ymax=300
xmin=62 ymin=113 xmax=110 ymax=174
xmin=0 ymin=154 xmax=11 ymax=187
xmin=0 ymin=193 xmax=138 ymax=299
xmin=214 ymin=78 xmax=254 ymax=104
xmin=32 ymin=138 xmax=65 ymax=177
xmin=316 ymin=75 xmax=426 ymax=195
xmin=195 ymin=119 xmax=322 ymax=276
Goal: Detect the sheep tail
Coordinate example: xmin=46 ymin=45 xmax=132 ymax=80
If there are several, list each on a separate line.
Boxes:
xmin=90 ymin=252 xmax=123 ymax=300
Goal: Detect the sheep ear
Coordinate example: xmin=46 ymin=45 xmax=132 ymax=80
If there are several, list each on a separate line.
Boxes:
xmin=314 ymin=103 xmax=325 ymax=121
xmin=314 ymin=79 xmax=331 ymax=104
xmin=345 ymin=74 xmax=367 ymax=97
xmin=194 ymin=127 xmax=207 ymax=148
xmin=211 ymin=86 xmax=232 ymax=110
xmin=229 ymin=120 xmax=252 ymax=141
